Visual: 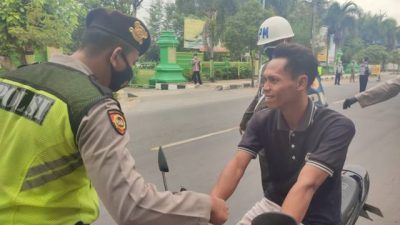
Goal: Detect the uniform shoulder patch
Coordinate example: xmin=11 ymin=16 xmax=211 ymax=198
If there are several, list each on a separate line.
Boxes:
xmin=107 ymin=109 xmax=127 ymax=135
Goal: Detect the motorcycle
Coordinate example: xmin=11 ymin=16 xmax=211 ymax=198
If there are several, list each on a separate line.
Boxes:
xmin=157 ymin=147 xmax=383 ymax=225
xmin=251 ymin=165 xmax=383 ymax=225
xmin=340 ymin=164 xmax=383 ymax=225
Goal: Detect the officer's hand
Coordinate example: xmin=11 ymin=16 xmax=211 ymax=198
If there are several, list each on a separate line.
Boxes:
xmin=210 ymin=196 xmax=229 ymax=225
xmin=343 ymin=97 xmax=358 ymax=109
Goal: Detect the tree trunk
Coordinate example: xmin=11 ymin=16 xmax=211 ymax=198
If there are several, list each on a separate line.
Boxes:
xmin=18 ymin=47 xmax=28 ymax=66
xmin=0 ymin=56 xmax=14 ymax=71
xmin=250 ymin=51 xmax=255 ymax=87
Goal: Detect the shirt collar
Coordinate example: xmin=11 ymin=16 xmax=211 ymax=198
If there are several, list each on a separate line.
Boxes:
xmin=49 ymin=55 xmax=93 ymax=75
xmin=277 ymin=98 xmax=316 ymax=131
xmin=49 ymin=55 xmax=113 ymax=95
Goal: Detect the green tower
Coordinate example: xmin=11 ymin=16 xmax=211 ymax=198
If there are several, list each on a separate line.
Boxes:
xmin=149 ymin=31 xmax=186 ymax=85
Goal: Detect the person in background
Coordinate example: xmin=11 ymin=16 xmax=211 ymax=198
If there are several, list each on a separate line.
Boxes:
xmin=334 ymin=61 xmax=343 ymax=85
xmin=0 ymin=8 xmax=228 ymax=225
xmin=350 ymin=61 xmax=356 ymax=83
xmin=192 ymin=53 xmax=202 ymax=85
xmin=359 ymin=57 xmax=370 ymax=92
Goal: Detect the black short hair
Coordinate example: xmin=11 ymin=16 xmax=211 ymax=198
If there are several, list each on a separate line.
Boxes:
xmin=79 ymin=28 xmax=134 ymax=57
xmin=272 ymin=43 xmax=318 ymax=87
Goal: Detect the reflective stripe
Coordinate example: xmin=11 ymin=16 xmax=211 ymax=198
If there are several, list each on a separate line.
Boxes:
xmin=21 ymin=158 xmax=83 ymax=191
xmin=26 ymin=152 xmax=81 ymax=178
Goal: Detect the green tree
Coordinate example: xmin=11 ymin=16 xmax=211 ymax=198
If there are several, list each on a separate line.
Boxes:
xmin=80 ymin=0 xmax=143 ymax=15
xmin=146 ymin=0 xmax=163 ymax=40
xmin=389 ymin=50 xmax=400 ymax=74
xmin=261 ymin=0 xmax=296 ymax=18
xmin=323 ymin=1 xmax=359 ymax=49
xmin=358 ymin=13 xmax=388 ymax=46
xmin=354 ymin=45 xmax=389 ymax=69
xmin=0 ymin=0 xmax=81 ymax=67
xmin=287 ymin=1 xmax=313 ymax=47
xmin=357 ymin=13 xmax=398 ymax=51
xmin=174 ymin=0 xmax=241 ymax=81
xmin=223 ymin=0 xmax=273 ymax=85
xmin=381 ymin=18 xmax=398 ymax=51
xmin=342 ymin=36 xmax=363 ymax=64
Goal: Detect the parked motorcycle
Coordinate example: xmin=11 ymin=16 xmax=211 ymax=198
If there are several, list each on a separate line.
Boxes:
xmin=157 ymin=147 xmax=383 ymax=225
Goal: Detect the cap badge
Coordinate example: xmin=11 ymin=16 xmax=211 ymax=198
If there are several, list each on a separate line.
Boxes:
xmin=129 ymin=21 xmax=148 ymax=45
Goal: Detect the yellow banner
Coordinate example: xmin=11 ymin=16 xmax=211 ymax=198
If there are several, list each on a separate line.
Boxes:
xmin=184 ymin=18 xmax=205 ymax=49
xmin=370 ymin=65 xmax=381 ymax=75
xmin=317 ymin=47 xmax=328 ymax=62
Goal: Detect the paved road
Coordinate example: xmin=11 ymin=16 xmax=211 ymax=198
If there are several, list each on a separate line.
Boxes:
xmin=94 ymin=75 xmax=400 ymax=225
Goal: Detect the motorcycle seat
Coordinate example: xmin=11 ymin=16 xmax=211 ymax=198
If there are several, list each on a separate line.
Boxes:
xmin=341 ymin=175 xmax=361 ymax=223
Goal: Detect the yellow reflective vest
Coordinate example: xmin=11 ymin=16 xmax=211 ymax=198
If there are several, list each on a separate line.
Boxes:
xmin=0 ymin=63 xmax=111 ymax=224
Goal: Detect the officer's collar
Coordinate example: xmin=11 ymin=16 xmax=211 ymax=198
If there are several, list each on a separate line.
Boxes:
xmin=50 ymin=55 xmax=113 ymax=96
xmin=49 ymin=55 xmax=93 ymax=75
xmin=277 ymin=98 xmax=316 ymax=131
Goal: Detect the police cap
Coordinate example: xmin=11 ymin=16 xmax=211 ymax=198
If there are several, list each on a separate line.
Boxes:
xmin=86 ymin=8 xmax=151 ymax=56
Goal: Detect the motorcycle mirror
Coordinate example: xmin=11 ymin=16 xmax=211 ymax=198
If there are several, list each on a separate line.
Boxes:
xmin=158 ymin=146 xmax=169 ymax=172
xmin=251 ymin=212 xmax=297 ymax=225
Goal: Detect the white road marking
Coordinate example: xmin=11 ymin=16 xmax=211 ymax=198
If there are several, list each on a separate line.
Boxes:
xmin=150 ymin=126 xmax=238 ymax=151
xmin=331 ymin=99 xmax=344 ymax=105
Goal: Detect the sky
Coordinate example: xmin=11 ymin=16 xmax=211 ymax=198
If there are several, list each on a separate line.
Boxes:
xmin=335 ymin=0 xmax=400 ymax=24
xmin=137 ymin=0 xmax=172 ymax=22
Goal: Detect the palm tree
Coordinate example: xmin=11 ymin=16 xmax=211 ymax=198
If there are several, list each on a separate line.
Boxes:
xmin=324 ymin=1 xmax=359 ymax=49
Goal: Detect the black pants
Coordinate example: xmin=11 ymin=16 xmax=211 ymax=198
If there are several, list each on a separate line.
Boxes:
xmin=335 ymin=73 xmax=342 ymax=85
xmin=192 ymin=71 xmax=202 ymax=84
xmin=359 ymin=75 xmax=369 ymax=92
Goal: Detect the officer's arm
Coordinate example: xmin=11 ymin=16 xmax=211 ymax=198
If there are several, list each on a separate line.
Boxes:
xmin=211 ymin=150 xmax=253 ymax=200
xmin=77 ymin=99 xmax=213 ymax=225
xmin=355 ymin=76 xmax=400 ymax=108
xmin=281 ymin=164 xmax=329 ymax=224
xmin=239 ymin=94 xmax=259 ymax=133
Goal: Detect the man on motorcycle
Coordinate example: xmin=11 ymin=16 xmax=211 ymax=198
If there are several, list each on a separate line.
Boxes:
xmin=239 ymin=16 xmax=327 ymax=134
xmin=211 ymin=43 xmax=355 ymax=225
xmin=0 ymin=8 xmax=228 ymax=225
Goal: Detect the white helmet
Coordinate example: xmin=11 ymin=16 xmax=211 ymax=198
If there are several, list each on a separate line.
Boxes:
xmin=257 ymin=16 xmax=294 ymax=46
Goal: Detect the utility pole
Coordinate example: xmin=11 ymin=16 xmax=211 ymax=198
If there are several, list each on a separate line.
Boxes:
xmin=311 ymin=0 xmax=317 ymax=55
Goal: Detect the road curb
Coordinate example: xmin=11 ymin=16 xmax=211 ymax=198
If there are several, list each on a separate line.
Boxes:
xmin=155 ymin=83 xmax=187 ymax=90
xmin=215 ymin=83 xmax=252 ymax=91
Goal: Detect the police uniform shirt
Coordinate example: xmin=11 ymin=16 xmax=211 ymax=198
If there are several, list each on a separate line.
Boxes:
xmin=49 ymin=55 xmax=211 ymax=225
xmin=238 ymin=99 xmax=355 ymax=225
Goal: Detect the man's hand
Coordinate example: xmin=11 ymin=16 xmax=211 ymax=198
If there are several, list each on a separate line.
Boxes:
xmin=209 ymin=196 xmax=229 ymax=225
xmin=343 ymin=97 xmax=358 ymax=109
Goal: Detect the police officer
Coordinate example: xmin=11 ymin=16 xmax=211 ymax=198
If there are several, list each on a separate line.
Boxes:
xmin=239 ymin=16 xmax=327 ymax=134
xmin=0 ymin=8 xmax=228 ymax=225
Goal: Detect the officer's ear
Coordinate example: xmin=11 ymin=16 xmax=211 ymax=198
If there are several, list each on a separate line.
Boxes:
xmin=296 ymin=74 xmax=308 ymax=91
xmin=109 ymin=47 xmax=124 ymax=69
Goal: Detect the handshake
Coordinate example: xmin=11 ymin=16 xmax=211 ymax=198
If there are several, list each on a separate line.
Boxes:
xmin=343 ymin=97 xmax=358 ymax=109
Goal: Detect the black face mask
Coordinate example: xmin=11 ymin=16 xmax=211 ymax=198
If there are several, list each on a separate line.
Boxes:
xmin=109 ymin=53 xmax=134 ymax=92
xmin=263 ymin=46 xmax=276 ymax=60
